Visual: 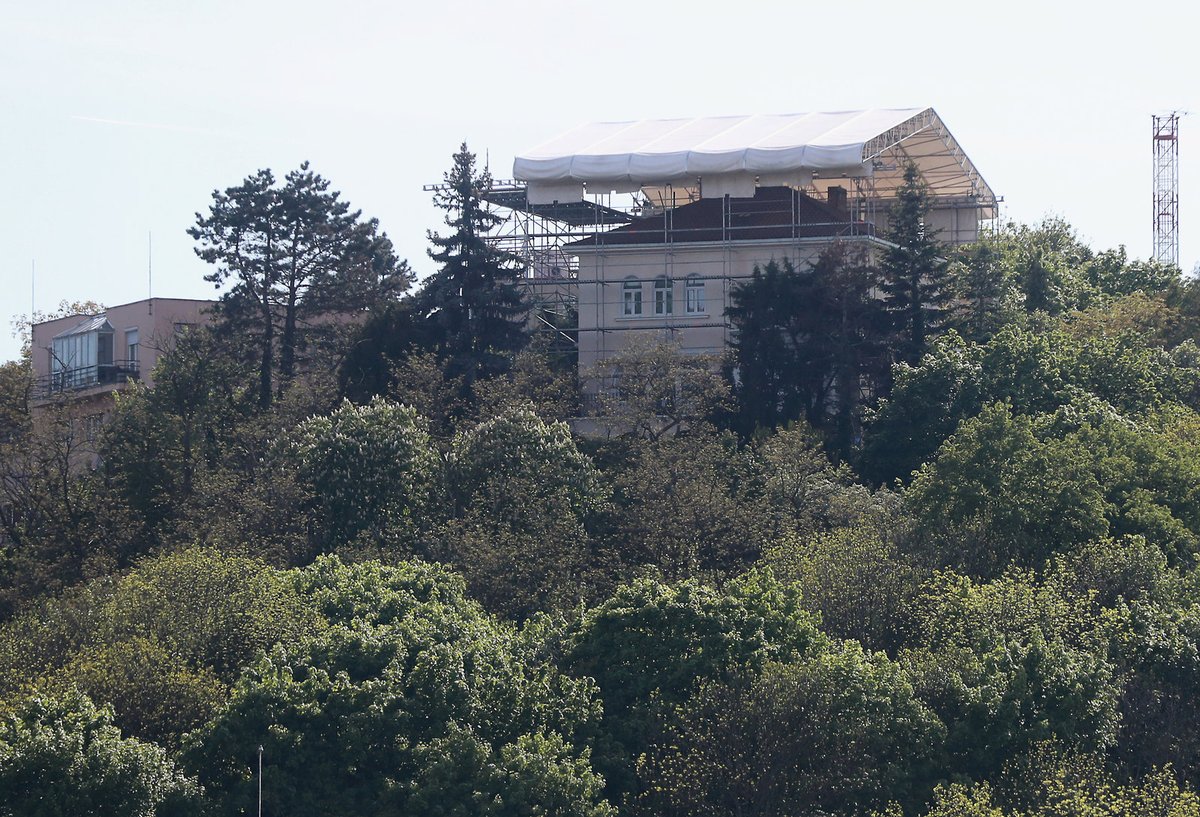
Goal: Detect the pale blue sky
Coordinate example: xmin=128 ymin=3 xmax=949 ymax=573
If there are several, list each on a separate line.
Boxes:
xmin=2 ymin=0 xmax=1197 ymax=362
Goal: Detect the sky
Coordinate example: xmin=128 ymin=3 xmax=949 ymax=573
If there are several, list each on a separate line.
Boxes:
xmin=2 ymin=0 xmax=1198 ymax=363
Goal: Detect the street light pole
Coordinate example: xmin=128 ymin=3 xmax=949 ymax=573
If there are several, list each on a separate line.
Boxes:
xmin=258 ymin=745 xmax=263 ymax=817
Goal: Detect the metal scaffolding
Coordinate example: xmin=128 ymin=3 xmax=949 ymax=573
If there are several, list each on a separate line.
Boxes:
xmin=1153 ymin=113 xmax=1181 ymax=268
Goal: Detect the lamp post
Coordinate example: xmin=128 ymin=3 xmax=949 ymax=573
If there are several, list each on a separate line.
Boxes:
xmin=258 ymin=745 xmax=263 ymax=817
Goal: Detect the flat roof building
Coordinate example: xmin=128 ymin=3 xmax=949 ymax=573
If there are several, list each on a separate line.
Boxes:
xmin=31 ymin=297 xmax=215 ymax=410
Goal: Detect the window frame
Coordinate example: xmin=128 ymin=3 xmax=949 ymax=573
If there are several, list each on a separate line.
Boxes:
xmin=622 ymin=279 xmax=643 ymax=316
xmin=654 ymin=277 xmax=673 ymax=316
xmin=685 ymin=276 xmax=706 ymax=314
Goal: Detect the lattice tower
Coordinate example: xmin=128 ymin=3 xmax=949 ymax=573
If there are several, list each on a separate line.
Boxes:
xmin=1153 ymin=113 xmax=1181 ymax=268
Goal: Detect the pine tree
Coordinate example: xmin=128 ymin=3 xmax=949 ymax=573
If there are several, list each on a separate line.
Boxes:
xmin=191 ymin=163 xmax=410 ymax=406
xmin=881 ymin=163 xmax=950 ymax=365
xmin=419 ymin=143 xmax=529 ymax=385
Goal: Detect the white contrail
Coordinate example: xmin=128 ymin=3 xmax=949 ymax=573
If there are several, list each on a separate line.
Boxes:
xmin=69 ymin=114 xmax=229 ymax=137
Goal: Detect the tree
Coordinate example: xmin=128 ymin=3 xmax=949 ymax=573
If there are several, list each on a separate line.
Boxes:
xmin=949 ymin=238 xmax=1019 ymax=342
xmin=638 ymin=647 xmax=944 ymax=817
xmin=0 ymin=547 xmax=318 ymax=745
xmin=562 ymin=571 xmax=826 ymax=803
xmin=606 ymin=431 xmax=766 ymax=580
xmin=0 ymin=404 xmax=140 ymax=617
xmin=903 ymin=405 xmax=1110 ymax=574
xmin=0 ymin=689 xmax=203 ymax=817
xmin=190 ymin=162 xmax=411 ymax=406
xmin=443 ymin=408 xmax=608 ymax=617
xmin=591 ymin=338 xmax=729 ymax=440
xmin=279 ymin=397 xmax=442 ymax=555
xmin=764 ymin=521 xmax=923 ymax=653
xmin=903 ymin=571 xmax=1122 ymax=783
xmin=861 ymin=323 xmax=1200 ymax=485
xmin=418 ymin=143 xmax=530 ymax=386
xmin=727 ymin=246 xmax=888 ymax=447
xmin=184 ymin=556 xmax=608 ymax=817
xmin=99 ymin=327 xmax=258 ymax=546
xmin=753 ymin=420 xmax=895 ymax=542
xmin=881 ymin=162 xmax=951 ymax=365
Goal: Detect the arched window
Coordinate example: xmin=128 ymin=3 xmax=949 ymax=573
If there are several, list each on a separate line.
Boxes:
xmin=654 ymin=277 xmax=673 ymax=315
xmin=622 ymin=279 xmax=643 ymax=316
xmin=686 ymin=275 xmax=705 ymax=314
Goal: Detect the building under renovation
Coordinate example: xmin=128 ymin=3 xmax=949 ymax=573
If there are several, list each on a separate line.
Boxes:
xmin=474 ymin=107 xmax=997 ymax=391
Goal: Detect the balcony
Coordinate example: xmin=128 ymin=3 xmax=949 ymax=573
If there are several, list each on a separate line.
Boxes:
xmin=33 ymin=360 xmax=141 ymax=402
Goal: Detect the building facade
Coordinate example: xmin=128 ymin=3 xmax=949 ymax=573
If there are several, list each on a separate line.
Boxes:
xmin=30 ymin=298 xmax=215 ymax=414
xmin=496 ymin=107 xmax=997 ymax=401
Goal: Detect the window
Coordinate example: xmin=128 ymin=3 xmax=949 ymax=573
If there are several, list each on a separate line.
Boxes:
xmin=654 ymin=278 xmax=673 ymax=315
xmin=623 ymin=279 xmax=643 ymax=316
xmin=125 ymin=328 xmax=139 ymax=364
xmin=686 ymin=276 xmax=705 ymax=314
xmin=83 ymin=413 xmax=104 ymax=443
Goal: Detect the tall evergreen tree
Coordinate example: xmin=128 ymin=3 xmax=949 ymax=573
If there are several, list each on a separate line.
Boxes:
xmin=418 ymin=143 xmax=529 ymax=385
xmin=727 ymin=247 xmax=888 ymax=452
xmin=191 ymin=163 xmax=410 ymax=407
xmin=881 ymin=163 xmax=951 ymax=365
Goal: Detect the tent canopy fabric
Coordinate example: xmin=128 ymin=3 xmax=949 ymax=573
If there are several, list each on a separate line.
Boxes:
xmin=513 ymin=107 xmax=995 ymax=210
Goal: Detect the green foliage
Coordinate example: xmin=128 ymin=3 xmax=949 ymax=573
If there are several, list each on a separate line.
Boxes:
xmin=863 ymin=324 xmax=1199 ymax=484
xmin=191 ymin=162 xmax=410 ymax=406
xmin=904 ymin=405 xmax=1110 ymax=574
xmin=948 ymin=239 xmax=1022 ymax=343
xmin=418 ymin=143 xmax=530 ymax=386
xmin=882 ymin=162 xmax=952 ymax=364
xmin=754 ymin=420 xmax=897 ymax=541
xmin=35 ymin=639 xmax=225 ymax=751
xmin=0 ymin=547 xmax=317 ymax=745
xmin=0 ymin=689 xmax=202 ymax=817
xmin=905 ymin=406 xmax=1200 ymax=574
xmin=727 ymin=246 xmax=889 ymax=444
xmin=185 ymin=556 xmax=608 ymax=817
xmin=444 ymin=408 xmax=607 ymax=617
xmin=0 ymin=359 xmax=31 ymax=440
xmin=408 ymin=726 xmax=614 ymax=817
xmin=639 ymin=646 xmax=944 ymax=817
xmin=448 ymin=408 xmax=605 ymax=524
xmin=280 ymin=397 xmax=441 ymax=554
xmin=903 ymin=571 xmax=1121 ymax=782
xmin=563 ymin=571 xmax=826 ymax=802
xmin=0 ymin=404 xmax=141 ymax=617
xmin=444 ymin=410 xmax=609 ymax=614
xmin=100 ymin=328 xmax=258 ymax=547
xmin=606 ymin=430 xmax=767 ymax=581
xmin=765 ymin=521 xmax=923 ymax=652
xmin=472 ymin=334 xmax=581 ymax=425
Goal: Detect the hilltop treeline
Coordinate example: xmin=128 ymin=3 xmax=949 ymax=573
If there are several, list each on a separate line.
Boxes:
xmin=3 ymin=150 xmax=1200 ymax=816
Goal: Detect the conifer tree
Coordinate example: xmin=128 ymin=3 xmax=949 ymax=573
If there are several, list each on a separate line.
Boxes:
xmin=191 ymin=163 xmax=409 ymax=407
xmin=419 ymin=143 xmax=529 ymax=385
xmin=881 ymin=163 xmax=950 ymax=365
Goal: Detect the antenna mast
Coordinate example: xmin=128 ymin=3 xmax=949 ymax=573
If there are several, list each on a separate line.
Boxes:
xmin=1152 ymin=113 xmax=1181 ymax=268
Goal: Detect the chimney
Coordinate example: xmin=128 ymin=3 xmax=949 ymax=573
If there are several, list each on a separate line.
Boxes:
xmin=827 ymin=186 xmax=848 ymax=220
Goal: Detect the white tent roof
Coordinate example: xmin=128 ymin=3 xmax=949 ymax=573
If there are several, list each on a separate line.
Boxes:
xmin=514 ymin=107 xmax=995 ymax=210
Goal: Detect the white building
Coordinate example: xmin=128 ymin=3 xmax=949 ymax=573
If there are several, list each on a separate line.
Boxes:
xmin=502 ymin=107 xmax=997 ymax=388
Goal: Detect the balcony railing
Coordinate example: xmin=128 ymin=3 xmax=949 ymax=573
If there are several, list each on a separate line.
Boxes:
xmin=33 ymin=360 xmax=141 ymax=401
